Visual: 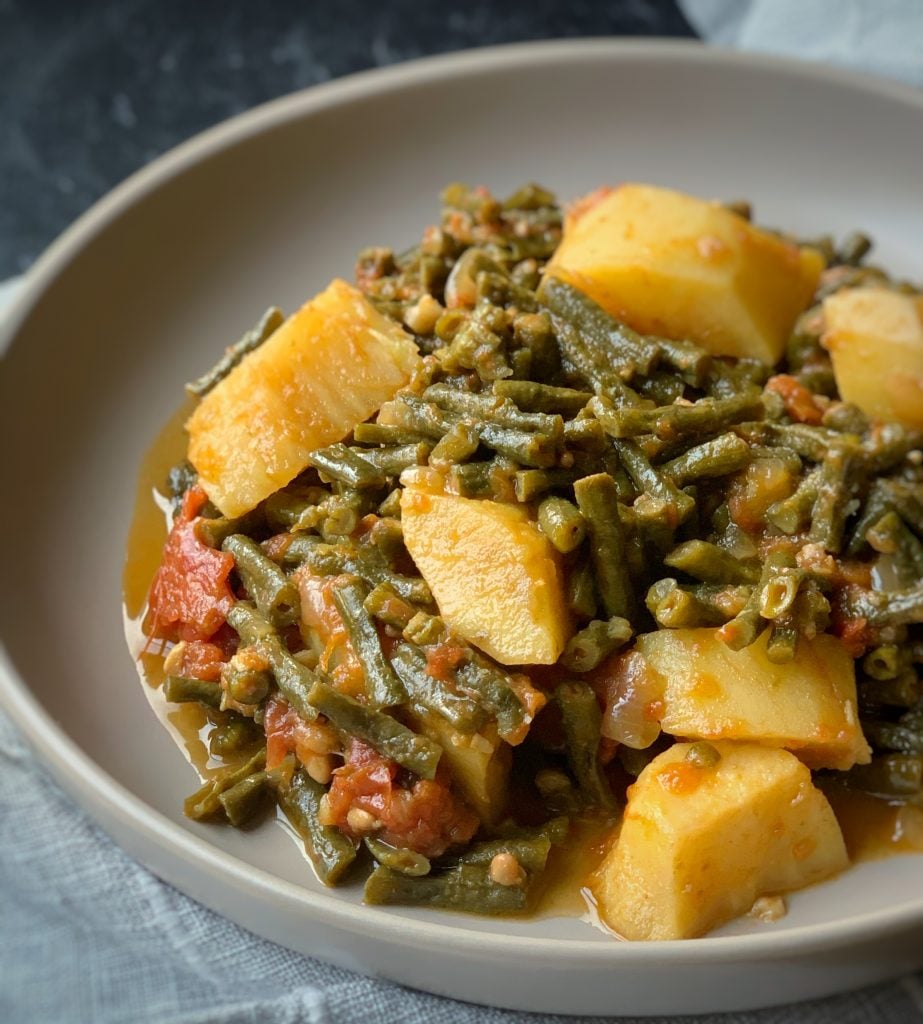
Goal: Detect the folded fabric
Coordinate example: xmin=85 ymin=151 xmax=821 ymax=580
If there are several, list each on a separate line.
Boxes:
xmin=679 ymin=0 xmax=923 ymax=87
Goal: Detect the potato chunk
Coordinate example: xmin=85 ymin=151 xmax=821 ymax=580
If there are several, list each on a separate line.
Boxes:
xmin=637 ymin=628 xmax=870 ymax=771
xmin=187 ymin=279 xmax=421 ymax=517
xmin=823 ymin=286 xmax=923 ymax=429
xmin=545 ymin=184 xmax=823 ymax=363
xmin=591 ymin=742 xmax=848 ymax=940
xmin=400 ymin=485 xmax=571 ymax=665
xmin=404 ymin=707 xmax=510 ymax=825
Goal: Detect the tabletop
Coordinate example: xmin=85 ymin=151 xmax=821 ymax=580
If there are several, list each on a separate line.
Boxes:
xmin=0 ymin=0 xmax=695 ymax=279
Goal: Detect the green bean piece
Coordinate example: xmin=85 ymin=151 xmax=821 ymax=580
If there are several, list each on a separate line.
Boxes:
xmin=562 ymin=416 xmax=607 ymax=451
xmin=352 ymin=443 xmax=432 ymax=477
xmin=808 ymin=443 xmax=856 ymax=553
xmin=227 ymin=601 xmax=276 ymax=645
xmin=184 ymin=747 xmax=267 ymax=821
xmin=209 ymin=717 xmax=261 ymax=758
xmin=557 ymin=680 xmax=616 ymax=809
xmin=822 ymin=402 xmax=869 ymax=435
xmin=859 ymin=672 xmax=920 ymax=709
xmin=513 ymin=468 xmax=579 ymax=502
xmin=364 ymin=582 xmax=417 ymax=630
xmin=560 ymin=617 xmax=632 ymax=672
xmin=365 ymin=518 xmax=406 ymax=564
xmin=610 ymin=440 xmax=695 ymax=525
xmin=591 ymin=390 xmax=762 ymax=441
xmin=365 ymin=837 xmax=431 ymax=877
xmin=861 ymin=720 xmax=923 ymax=755
xmin=308 ymin=443 xmax=387 ymax=488
xmin=223 ymin=534 xmax=300 ymax=628
xmin=306 ymin=542 xmax=433 ymax=606
xmin=742 ymin=421 xmax=841 ymax=462
xmin=227 ymin=604 xmax=320 ymax=722
xmin=390 ymin=388 xmax=562 ymax=466
xmin=765 ymin=467 xmax=822 ymax=535
xmin=454 ymin=656 xmax=531 ymax=744
xmin=364 ymin=864 xmax=530 ymax=915
xmin=759 ymin=568 xmax=806 ymax=620
xmin=864 ymin=644 xmax=907 ymax=681
xmin=276 ymin=769 xmax=358 ymax=885
xmin=402 ymin=611 xmax=449 ymax=647
xmin=331 ymin=576 xmax=406 ymax=708
xmin=566 ymin=559 xmax=598 ymax=620
xmin=859 ymin=587 xmax=923 ymax=627
xmin=194 ymin=509 xmax=263 ymax=550
xmin=718 ymin=553 xmax=792 ymax=650
xmin=223 ymin=663 xmax=272 ymax=706
xmin=163 ymin=675 xmax=222 ymax=709
xmin=308 ymin=679 xmax=442 ymax=779
xmin=428 ymin=422 xmax=480 ymax=468
xmin=493 ymin=379 xmax=592 ymax=416
xmin=766 ymin=620 xmax=799 ymax=664
xmin=838 ymin=232 xmax=873 ymax=266
xmin=664 ymin=540 xmax=760 ymax=585
xmin=218 ymin=770 xmax=273 ymax=827
xmin=634 ymin=368 xmax=687 ymax=406
xmin=424 ymin=383 xmax=564 ymax=439
xmin=847 ymin=754 xmax=923 ymax=798
xmin=389 ymin=644 xmax=486 ymax=732
xmin=448 ymin=460 xmax=511 ymax=499
xmin=660 ymin=433 xmax=752 ymax=487
xmin=537 ymin=496 xmax=586 ymax=554
xmin=645 ymin=578 xmax=735 ymax=629
xmin=862 ymin=424 xmax=923 ymax=475
xmin=867 ymin=511 xmax=923 ymax=589
xmin=186 ymin=306 xmax=284 ymax=397
xmin=573 ymin=473 xmax=634 ymax=619
xmin=453 ymin=835 xmax=552 ymax=873
xmin=538 ymin=275 xmax=661 ymax=378
xmin=353 ymin=421 xmax=429 ymax=445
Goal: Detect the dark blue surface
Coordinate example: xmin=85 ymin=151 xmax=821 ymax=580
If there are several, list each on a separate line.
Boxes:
xmin=0 ymin=0 xmax=695 ymax=277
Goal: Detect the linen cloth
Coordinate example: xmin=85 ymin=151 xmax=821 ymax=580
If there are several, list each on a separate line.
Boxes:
xmin=3 ymin=4 xmax=923 ymax=1020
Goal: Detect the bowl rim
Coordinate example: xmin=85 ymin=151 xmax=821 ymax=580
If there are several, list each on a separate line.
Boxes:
xmin=2 ymin=37 xmax=923 ymax=963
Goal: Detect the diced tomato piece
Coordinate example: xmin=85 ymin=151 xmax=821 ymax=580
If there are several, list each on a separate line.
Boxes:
xmin=147 ymin=487 xmax=236 ymax=643
xmin=170 ymin=641 xmax=227 ymax=681
xmin=325 ymin=738 xmax=478 ymax=858
xmin=766 ymin=374 xmax=824 ymax=425
xmin=263 ymin=695 xmax=338 ymax=771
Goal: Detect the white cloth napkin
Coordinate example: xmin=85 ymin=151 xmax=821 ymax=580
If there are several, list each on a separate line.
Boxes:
xmin=3 ymin=4 xmax=923 ymax=1019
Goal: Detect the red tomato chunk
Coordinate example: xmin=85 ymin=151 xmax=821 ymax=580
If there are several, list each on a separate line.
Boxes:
xmin=147 ymin=487 xmax=236 ymax=643
xmin=325 ymin=738 xmax=478 ymax=858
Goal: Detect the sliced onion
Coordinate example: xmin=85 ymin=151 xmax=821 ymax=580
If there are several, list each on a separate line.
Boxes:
xmin=600 ymin=651 xmax=664 ymax=750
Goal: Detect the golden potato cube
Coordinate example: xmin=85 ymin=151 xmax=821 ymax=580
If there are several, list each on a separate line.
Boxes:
xmin=637 ymin=628 xmax=870 ymax=771
xmin=591 ymin=741 xmax=848 ymax=940
xmin=823 ymin=286 xmax=923 ymax=429
xmin=404 ymin=706 xmax=511 ymax=825
xmin=187 ymin=279 xmax=421 ymax=517
xmin=400 ymin=484 xmax=571 ymax=665
xmin=545 ymin=184 xmax=823 ymax=363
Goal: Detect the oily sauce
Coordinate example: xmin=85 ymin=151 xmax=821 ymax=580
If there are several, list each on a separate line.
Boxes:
xmin=124 ymin=407 xmax=923 ymax=923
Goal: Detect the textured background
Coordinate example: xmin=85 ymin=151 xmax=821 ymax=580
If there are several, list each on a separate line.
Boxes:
xmin=0 ymin=0 xmax=695 ymax=278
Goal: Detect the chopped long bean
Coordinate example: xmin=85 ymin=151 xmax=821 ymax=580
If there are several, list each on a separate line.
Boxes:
xmin=223 ymin=534 xmax=300 ymax=627
xmin=277 ymin=769 xmax=358 ymax=885
xmin=308 ymin=679 xmax=442 ymax=779
xmin=331 ymin=575 xmax=406 ymax=708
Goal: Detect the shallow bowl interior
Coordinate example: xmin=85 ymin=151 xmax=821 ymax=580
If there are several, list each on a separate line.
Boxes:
xmin=2 ymin=40 xmax=923 ymax=1016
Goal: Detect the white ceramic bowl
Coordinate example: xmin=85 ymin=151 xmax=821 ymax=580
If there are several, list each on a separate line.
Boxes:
xmin=2 ymin=40 xmax=922 ymax=1017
